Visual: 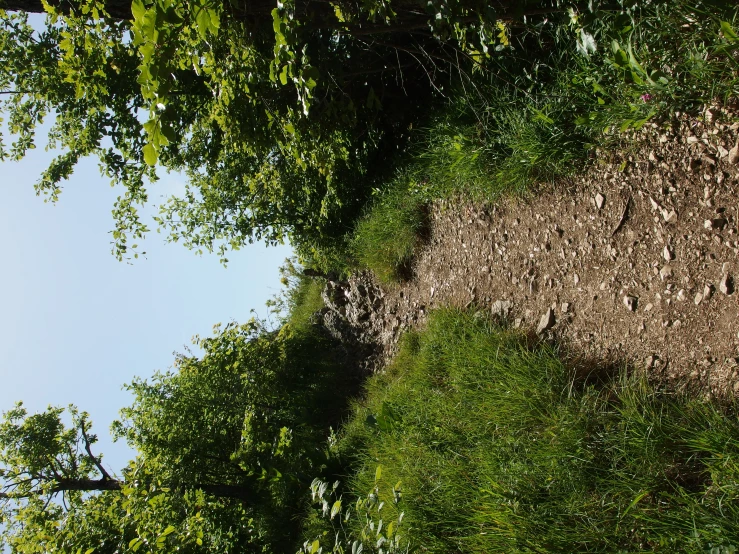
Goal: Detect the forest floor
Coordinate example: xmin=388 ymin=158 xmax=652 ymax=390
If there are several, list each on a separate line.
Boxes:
xmin=340 ymin=104 xmax=739 ymax=399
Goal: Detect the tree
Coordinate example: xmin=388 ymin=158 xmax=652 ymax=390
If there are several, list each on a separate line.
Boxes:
xmin=1 ymin=318 xmax=354 ymax=552
xmin=0 ymin=0 xmax=560 ymax=262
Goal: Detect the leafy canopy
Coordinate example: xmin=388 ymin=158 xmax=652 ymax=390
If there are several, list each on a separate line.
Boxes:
xmin=1 ymin=0 xmax=532 ymax=261
xmin=1 ymin=317 xmax=351 ymax=553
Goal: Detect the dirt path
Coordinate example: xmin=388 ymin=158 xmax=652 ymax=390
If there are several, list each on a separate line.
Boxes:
xmin=363 ymin=107 xmax=739 ymax=397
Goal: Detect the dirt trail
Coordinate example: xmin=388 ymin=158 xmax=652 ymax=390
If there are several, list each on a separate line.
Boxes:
xmin=363 ymin=107 xmax=739 ymax=397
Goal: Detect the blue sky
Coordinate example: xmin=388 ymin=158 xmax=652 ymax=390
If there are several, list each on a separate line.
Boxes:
xmin=0 ymin=125 xmax=292 ymax=474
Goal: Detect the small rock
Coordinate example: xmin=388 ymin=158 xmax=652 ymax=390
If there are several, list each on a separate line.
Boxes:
xmin=561 ymin=302 xmax=570 ymax=313
xmin=677 ymin=289 xmax=686 ymax=302
xmin=705 ymin=218 xmax=727 ymax=230
xmin=662 ymin=209 xmax=677 ymax=223
xmin=719 ymin=273 xmax=734 ymax=295
xmin=645 ymin=355 xmax=656 ymax=369
xmin=645 ymin=303 xmax=654 ymax=312
xmin=623 ymin=295 xmax=638 ymax=312
xmin=694 ymin=292 xmax=703 ymax=305
xmin=536 ymin=308 xmax=556 ymax=334
xmin=663 ymin=245 xmax=675 ymax=261
xmin=729 ymin=140 xmax=739 ymax=165
xmin=595 ymin=193 xmax=605 ymax=210
xmin=703 ymin=284 xmax=714 ymax=300
xmin=687 ymin=135 xmax=700 ymax=145
xmin=717 ymin=145 xmax=729 ymax=158
xmin=491 ymin=299 xmax=512 ymax=318
xmin=659 ymin=265 xmax=673 ymax=281
xmin=573 ymin=273 xmax=580 ymax=285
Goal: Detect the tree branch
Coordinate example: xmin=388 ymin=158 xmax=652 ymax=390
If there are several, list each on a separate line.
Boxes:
xmin=80 ymin=423 xmax=112 ymax=481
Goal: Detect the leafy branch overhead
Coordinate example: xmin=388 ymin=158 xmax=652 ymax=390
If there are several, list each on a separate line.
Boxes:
xmin=1 ymin=315 xmax=354 ymax=552
xmin=1 ymin=0 xmax=555 ymax=262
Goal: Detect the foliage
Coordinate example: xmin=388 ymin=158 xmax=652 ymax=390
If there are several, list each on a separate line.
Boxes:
xmin=1 ymin=315 xmax=357 ymax=553
xmin=266 ymin=257 xmax=327 ymax=330
xmin=0 ymin=403 xmax=259 ymax=553
xmin=350 ymin=181 xmax=427 ymax=284
xmin=325 ymin=309 xmax=739 ymax=553
xmin=0 ymin=0 xmax=541 ymax=262
xmin=298 ymin=476 xmax=411 ymax=554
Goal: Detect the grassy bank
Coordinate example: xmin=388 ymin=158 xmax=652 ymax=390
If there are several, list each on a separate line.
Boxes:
xmin=310 ymin=0 xmax=739 ymax=281
xmin=302 ymin=310 xmax=739 ymax=553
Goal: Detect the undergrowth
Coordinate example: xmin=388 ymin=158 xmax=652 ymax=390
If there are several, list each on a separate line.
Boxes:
xmin=307 ymin=0 xmax=739 ymax=281
xmin=303 ymin=309 xmax=739 ymax=553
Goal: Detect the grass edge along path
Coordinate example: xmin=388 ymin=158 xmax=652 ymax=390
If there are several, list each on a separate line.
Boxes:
xmin=302 ymin=309 xmax=739 ymax=554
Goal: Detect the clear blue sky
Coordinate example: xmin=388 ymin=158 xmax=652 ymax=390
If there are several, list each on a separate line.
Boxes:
xmin=0 ymin=125 xmax=292 ymax=474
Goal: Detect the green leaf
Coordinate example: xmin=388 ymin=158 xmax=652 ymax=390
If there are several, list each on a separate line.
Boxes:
xmin=311 ymin=539 xmax=320 ymax=553
xmin=196 ymin=7 xmax=213 ymax=39
xmin=279 ymin=65 xmax=289 ymax=86
xmin=131 ymin=0 xmax=146 ymax=21
xmin=143 ymin=143 xmax=158 ymax=166
xmin=375 ymin=465 xmax=382 ymax=483
xmin=162 ymin=7 xmax=183 ymax=25
xmin=161 ymin=525 xmax=176 ymax=536
xmin=721 ymin=21 xmax=738 ymax=44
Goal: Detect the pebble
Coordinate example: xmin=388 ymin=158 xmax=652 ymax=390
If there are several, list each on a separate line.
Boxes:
xmin=705 ymin=218 xmax=727 ymax=230
xmin=663 ymin=245 xmax=675 ymax=261
xmin=623 ymin=295 xmax=638 ymax=311
xmin=703 ymin=284 xmax=714 ymax=301
xmin=729 ymin=140 xmax=739 ymax=165
xmin=694 ymin=292 xmax=703 ymax=305
xmin=662 ymin=209 xmax=677 ymax=223
xmin=491 ymin=299 xmax=512 ymax=318
xmin=595 ymin=193 xmax=605 ymax=209
xmin=719 ymin=273 xmax=734 ymax=295
xmin=660 ymin=265 xmax=673 ymax=281
xmin=537 ymin=308 xmax=556 ymax=334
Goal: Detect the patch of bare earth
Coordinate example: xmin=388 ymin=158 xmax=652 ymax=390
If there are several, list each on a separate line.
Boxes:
xmin=367 ymin=107 xmax=739 ymax=397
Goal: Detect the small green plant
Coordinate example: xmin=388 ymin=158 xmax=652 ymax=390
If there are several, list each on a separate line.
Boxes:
xmin=299 ymin=473 xmax=411 ymax=554
xmin=351 ymin=182 xmax=427 ymax=284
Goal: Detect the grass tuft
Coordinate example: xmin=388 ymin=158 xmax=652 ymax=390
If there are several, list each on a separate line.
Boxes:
xmin=350 ymin=181 xmax=428 ymax=284
xmin=311 ymin=309 xmax=739 ymax=553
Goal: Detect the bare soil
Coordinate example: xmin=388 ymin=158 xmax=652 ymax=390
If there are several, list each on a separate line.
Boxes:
xmin=368 ymin=106 xmax=739 ymax=397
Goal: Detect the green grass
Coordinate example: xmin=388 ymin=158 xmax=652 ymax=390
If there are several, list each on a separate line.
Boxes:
xmin=350 ymin=181 xmax=428 ymax=284
xmin=305 ymin=309 xmax=739 ymax=553
xmin=312 ymin=1 xmax=739 ymax=281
